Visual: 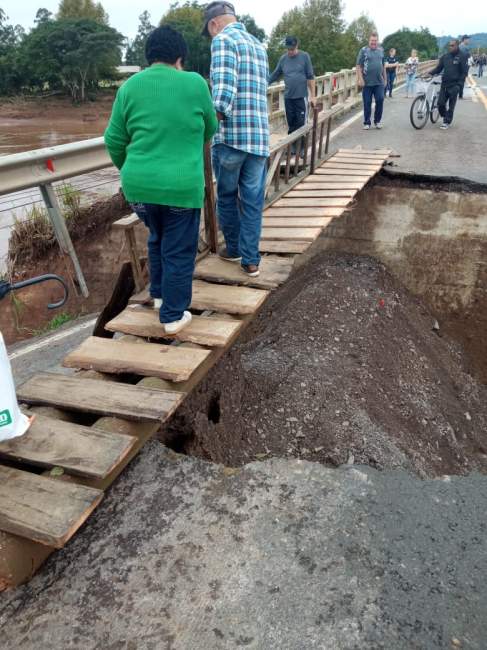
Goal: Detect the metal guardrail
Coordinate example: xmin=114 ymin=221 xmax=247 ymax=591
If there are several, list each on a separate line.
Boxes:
xmin=0 ymin=59 xmax=437 ymax=298
xmin=268 ymin=61 xmax=436 ymax=126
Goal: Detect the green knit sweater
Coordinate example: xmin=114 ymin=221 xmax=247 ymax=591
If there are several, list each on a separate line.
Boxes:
xmin=104 ymin=65 xmax=218 ymax=209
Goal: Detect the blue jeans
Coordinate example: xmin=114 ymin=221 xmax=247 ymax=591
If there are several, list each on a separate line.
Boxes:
xmin=386 ymin=71 xmax=396 ymax=96
xmin=212 ymin=144 xmax=268 ymax=267
xmin=362 ymin=85 xmax=384 ymax=126
xmin=406 ymin=73 xmax=416 ymax=95
xmin=132 ymin=203 xmax=200 ymax=324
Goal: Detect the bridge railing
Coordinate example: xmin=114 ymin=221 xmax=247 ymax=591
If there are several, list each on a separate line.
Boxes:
xmin=0 ymin=59 xmax=436 ymax=297
xmin=267 ymin=61 xmax=436 ymax=129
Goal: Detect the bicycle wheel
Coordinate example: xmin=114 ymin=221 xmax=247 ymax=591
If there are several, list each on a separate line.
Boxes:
xmin=430 ymin=95 xmax=440 ymax=124
xmin=410 ymin=95 xmax=430 ymax=129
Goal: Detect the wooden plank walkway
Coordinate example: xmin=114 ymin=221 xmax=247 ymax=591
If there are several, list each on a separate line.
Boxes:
xmin=3 ymin=148 xmax=390 ymax=586
xmin=18 ymin=373 xmax=184 ymax=422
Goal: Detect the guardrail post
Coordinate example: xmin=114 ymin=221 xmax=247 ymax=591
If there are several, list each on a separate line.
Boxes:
xmin=203 ymin=143 xmax=218 ymax=254
xmin=310 ymin=105 xmax=321 ymax=174
xmin=324 ymin=116 xmax=332 ymax=155
xmin=39 ymin=183 xmax=89 ymax=298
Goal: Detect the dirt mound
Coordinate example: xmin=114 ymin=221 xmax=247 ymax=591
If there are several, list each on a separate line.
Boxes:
xmin=166 ymin=253 xmax=487 ymax=478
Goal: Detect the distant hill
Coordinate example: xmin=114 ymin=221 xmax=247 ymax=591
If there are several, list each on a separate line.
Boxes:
xmin=438 ymin=33 xmax=487 ymax=50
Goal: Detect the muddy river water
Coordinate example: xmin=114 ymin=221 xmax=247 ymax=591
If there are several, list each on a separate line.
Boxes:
xmin=0 ymin=110 xmax=118 ymax=271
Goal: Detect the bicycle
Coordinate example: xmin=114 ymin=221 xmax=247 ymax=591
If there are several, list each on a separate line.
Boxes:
xmin=410 ymin=75 xmax=442 ymax=129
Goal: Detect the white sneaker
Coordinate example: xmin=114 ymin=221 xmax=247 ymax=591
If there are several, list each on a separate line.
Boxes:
xmin=164 ymin=311 xmax=192 ymax=335
xmin=440 ymin=122 xmax=449 ymax=130
xmin=375 ymin=122 xmax=383 ymax=129
xmin=363 ymin=124 xmax=370 ymax=130
xmin=153 ymin=298 xmax=163 ymax=311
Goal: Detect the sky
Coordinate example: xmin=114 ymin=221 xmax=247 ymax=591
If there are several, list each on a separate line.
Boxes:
xmin=3 ymin=0 xmax=486 ymax=42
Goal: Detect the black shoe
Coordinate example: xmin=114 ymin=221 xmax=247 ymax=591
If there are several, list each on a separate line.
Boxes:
xmin=241 ymin=264 xmax=260 ymax=277
xmin=218 ymin=247 xmax=242 ymax=263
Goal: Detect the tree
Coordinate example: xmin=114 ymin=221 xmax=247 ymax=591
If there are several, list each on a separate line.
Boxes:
xmin=0 ymin=9 xmax=25 ymax=94
xmin=57 ymin=0 xmax=108 ymax=25
xmin=125 ymin=10 xmax=154 ymax=66
xmin=35 ymin=8 xmax=53 ymax=25
xmin=161 ymin=2 xmax=211 ymax=77
xmin=19 ymin=18 xmax=123 ymax=101
xmin=159 ymin=3 xmax=266 ymax=76
xmin=382 ymin=28 xmax=438 ymax=61
xmin=346 ymin=13 xmax=377 ymax=48
xmin=238 ymin=14 xmax=266 ymax=42
xmin=267 ymin=0 xmax=350 ymax=75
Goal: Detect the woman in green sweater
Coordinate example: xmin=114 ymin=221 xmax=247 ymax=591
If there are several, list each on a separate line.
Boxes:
xmin=105 ymin=26 xmax=218 ymax=335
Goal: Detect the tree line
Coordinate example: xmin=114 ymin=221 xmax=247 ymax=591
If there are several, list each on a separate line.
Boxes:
xmin=0 ymin=0 xmax=440 ymax=102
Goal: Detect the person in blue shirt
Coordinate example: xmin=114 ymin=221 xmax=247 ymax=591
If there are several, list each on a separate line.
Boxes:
xmin=356 ymin=32 xmax=387 ymax=130
xmin=269 ymin=36 xmax=316 ymax=150
xmin=385 ymin=48 xmax=399 ymax=98
xmin=203 ymin=1 xmax=270 ymax=279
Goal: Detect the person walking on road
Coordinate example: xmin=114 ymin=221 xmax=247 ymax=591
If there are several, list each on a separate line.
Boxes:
xmin=356 ymin=32 xmax=386 ymax=130
xmin=269 ymin=36 xmax=316 ymax=151
xmin=429 ymin=39 xmax=469 ymax=130
xmin=479 ymin=53 xmax=486 ymax=78
xmin=104 ymin=26 xmax=218 ymax=335
xmin=405 ymin=50 xmax=419 ymax=98
xmin=204 ymin=1 xmax=270 ymax=278
xmin=385 ymin=47 xmax=399 ymax=98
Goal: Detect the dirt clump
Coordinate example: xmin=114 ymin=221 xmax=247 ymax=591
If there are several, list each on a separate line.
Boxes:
xmin=165 ymin=253 xmax=487 ymax=478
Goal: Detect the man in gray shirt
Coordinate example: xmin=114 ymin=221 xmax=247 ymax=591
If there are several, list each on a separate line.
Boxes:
xmin=269 ymin=36 xmax=316 ymax=141
xmin=356 ymin=32 xmax=386 ymax=130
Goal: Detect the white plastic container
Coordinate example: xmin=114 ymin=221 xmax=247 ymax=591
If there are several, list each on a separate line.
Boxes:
xmin=0 ymin=332 xmax=30 ymax=441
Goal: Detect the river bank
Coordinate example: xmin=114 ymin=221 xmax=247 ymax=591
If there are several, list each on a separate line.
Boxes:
xmin=0 ymin=92 xmax=115 ymax=155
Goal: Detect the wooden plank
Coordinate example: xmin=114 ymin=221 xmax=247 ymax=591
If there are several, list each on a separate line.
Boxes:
xmin=284 ymin=188 xmax=358 ymax=198
xmin=261 ymin=227 xmax=322 ymax=242
xmin=300 ymin=176 xmax=366 ymax=192
xmin=274 ymin=197 xmax=351 ymax=208
xmin=130 ymin=280 xmax=269 ymax=314
xmin=313 ymin=170 xmax=371 ymax=179
xmin=264 ymin=207 xmax=345 ymax=217
xmin=63 ymin=337 xmax=211 ymax=383
xmin=303 ymin=175 xmax=367 ymax=186
xmin=259 ymin=240 xmax=311 ymax=254
xmin=334 ymin=153 xmax=388 ymax=161
xmin=338 ymin=148 xmax=391 ymax=155
xmin=331 ymin=157 xmax=387 ymax=166
xmin=321 ymin=163 xmax=382 ymax=172
xmin=129 ymin=287 xmax=151 ymax=305
xmin=18 ymin=373 xmax=183 ymax=421
xmin=113 ymin=213 xmax=141 ymax=231
xmin=194 ymin=254 xmax=294 ymax=290
xmin=192 ymin=280 xmax=269 ymax=315
xmin=263 ymin=217 xmax=333 ymax=228
xmin=106 ymin=306 xmax=243 ymax=348
xmin=0 ymin=415 xmax=136 ymax=480
xmin=0 ymin=466 xmax=103 ymax=548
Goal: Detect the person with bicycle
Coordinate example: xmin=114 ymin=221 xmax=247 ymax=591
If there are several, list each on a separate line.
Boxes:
xmin=428 ymin=39 xmax=469 ymax=130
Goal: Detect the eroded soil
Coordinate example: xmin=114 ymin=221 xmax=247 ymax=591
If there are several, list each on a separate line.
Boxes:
xmin=164 ymin=253 xmax=487 ymax=478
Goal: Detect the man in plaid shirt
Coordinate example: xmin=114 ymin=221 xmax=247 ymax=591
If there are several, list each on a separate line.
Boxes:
xmin=203 ymin=1 xmax=270 ymax=278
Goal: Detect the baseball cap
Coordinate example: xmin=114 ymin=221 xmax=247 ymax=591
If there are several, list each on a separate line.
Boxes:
xmin=202 ymin=1 xmax=236 ymax=37
xmin=285 ymin=36 xmax=298 ymax=48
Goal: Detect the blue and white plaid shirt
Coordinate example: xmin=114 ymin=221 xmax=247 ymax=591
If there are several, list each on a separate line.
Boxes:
xmin=211 ymin=23 xmax=270 ymax=158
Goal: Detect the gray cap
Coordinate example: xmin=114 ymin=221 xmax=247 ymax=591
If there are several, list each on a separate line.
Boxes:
xmin=202 ymin=1 xmax=236 ymax=37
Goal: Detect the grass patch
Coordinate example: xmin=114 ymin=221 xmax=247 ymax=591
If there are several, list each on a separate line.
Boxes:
xmin=32 ymin=312 xmax=74 ymax=336
xmin=8 ymin=189 xmax=130 ymax=268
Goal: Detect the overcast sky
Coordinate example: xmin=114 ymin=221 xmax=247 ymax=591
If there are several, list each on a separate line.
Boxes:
xmin=3 ymin=0 xmax=486 ymax=41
